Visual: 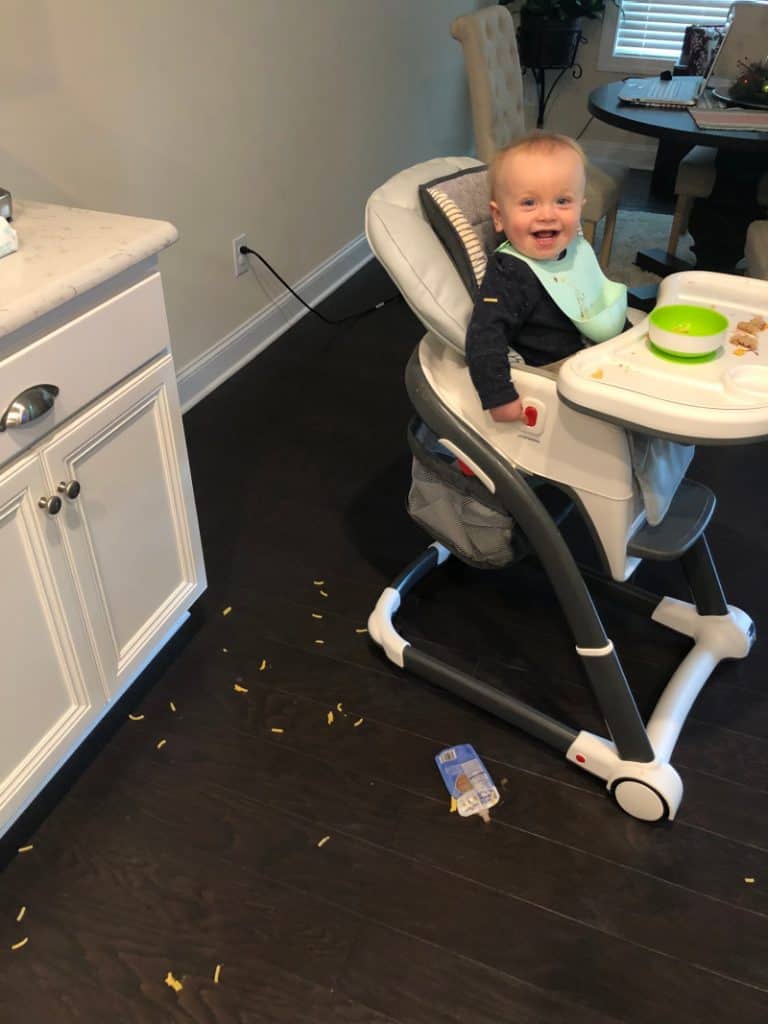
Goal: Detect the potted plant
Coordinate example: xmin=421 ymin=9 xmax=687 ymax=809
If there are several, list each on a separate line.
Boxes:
xmin=510 ymin=0 xmax=610 ymax=69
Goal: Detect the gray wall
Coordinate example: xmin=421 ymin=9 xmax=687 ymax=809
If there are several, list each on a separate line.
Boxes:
xmin=2 ymin=0 xmax=485 ymax=372
xmin=3 ymin=1 xmax=639 ymax=379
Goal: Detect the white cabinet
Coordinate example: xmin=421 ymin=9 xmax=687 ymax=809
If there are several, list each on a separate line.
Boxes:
xmin=0 ymin=453 xmax=102 ymax=830
xmin=41 ymin=354 xmax=204 ymax=698
xmin=0 ymin=262 xmax=206 ymax=838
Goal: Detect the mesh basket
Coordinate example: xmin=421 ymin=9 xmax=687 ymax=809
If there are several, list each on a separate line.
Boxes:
xmin=408 ymin=456 xmax=517 ymax=569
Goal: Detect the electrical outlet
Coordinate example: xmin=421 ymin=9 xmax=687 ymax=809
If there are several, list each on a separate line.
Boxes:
xmin=233 ymin=234 xmax=248 ymax=277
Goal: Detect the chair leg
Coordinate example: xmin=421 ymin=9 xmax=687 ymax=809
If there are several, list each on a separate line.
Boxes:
xmin=598 ymin=203 xmax=618 ymax=271
xmin=667 ymin=195 xmax=693 ymax=257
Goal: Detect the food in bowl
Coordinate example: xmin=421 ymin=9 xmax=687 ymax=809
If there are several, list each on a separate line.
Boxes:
xmin=648 ymin=304 xmax=728 ymax=358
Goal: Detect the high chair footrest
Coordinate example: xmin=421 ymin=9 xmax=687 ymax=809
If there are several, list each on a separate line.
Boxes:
xmin=627 ymin=479 xmax=715 ymax=561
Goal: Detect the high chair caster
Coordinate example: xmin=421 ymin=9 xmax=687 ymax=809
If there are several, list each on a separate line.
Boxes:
xmin=611 ymin=779 xmax=671 ymax=823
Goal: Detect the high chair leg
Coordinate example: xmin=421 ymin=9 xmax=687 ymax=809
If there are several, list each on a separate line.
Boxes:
xmin=582 ymin=219 xmax=596 ymax=247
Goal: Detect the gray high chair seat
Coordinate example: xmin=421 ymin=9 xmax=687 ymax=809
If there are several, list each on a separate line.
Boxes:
xmin=365 ymin=157 xmax=756 ymax=825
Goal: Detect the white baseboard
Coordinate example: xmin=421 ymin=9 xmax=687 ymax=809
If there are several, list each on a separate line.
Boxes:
xmin=177 ymin=234 xmax=373 ymax=412
xmin=583 ymin=138 xmax=658 ymax=171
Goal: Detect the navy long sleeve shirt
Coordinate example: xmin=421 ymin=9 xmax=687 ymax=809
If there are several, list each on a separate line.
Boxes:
xmin=465 ymin=250 xmax=584 ymax=409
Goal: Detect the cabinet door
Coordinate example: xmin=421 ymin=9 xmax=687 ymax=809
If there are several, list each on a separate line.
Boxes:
xmin=42 ymin=354 xmax=206 ymax=699
xmin=0 ymin=454 xmax=101 ymax=830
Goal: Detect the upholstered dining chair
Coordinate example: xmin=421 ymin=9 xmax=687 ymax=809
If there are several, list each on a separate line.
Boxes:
xmin=746 ymin=219 xmax=768 ymax=279
xmin=669 ymin=157 xmax=768 ymax=259
xmin=450 ymin=5 xmax=625 ymax=270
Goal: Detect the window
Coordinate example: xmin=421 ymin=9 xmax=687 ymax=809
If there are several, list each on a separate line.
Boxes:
xmin=599 ymin=0 xmax=733 ymax=73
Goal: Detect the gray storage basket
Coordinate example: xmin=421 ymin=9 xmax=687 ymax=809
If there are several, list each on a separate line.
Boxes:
xmin=407 ymin=419 xmax=519 ymax=569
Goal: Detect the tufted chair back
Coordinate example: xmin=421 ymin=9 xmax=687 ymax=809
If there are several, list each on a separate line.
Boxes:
xmin=450 ymin=6 xmax=525 ymax=164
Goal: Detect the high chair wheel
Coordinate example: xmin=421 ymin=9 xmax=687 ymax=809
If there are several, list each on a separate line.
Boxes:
xmin=611 ymin=778 xmax=669 ymax=823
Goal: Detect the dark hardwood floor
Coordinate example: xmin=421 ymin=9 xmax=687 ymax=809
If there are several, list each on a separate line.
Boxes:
xmin=2 ymin=171 xmax=767 ymax=1022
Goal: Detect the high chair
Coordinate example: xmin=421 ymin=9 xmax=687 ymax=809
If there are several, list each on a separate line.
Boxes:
xmin=365 ymin=156 xmax=768 ymax=822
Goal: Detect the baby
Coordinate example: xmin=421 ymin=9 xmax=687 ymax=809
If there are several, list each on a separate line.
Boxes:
xmin=466 ymin=131 xmax=627 ymax=422
xmin=465 ymin=130 xmax=693 ymax=527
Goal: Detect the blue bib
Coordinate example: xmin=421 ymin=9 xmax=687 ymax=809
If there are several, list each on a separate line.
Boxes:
xmin=496 ymin=237 xmax=627 ymax=344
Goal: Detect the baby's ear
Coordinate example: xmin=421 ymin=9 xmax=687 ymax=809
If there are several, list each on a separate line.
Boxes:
xmin=490 ymin=200 xmax=503 ymax=232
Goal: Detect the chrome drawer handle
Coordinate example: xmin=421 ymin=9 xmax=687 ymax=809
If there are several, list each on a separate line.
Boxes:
xmin=38 ymin=495 xmax=62 ymax=516
xmin=57 ymin=480 xmax=81 ymax=500
xmin=0 ymin=384 xmax=59 ymax=431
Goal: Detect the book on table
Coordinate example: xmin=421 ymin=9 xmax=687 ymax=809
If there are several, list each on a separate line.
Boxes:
xmin=689 ymin=91 xmax=768 ymax=131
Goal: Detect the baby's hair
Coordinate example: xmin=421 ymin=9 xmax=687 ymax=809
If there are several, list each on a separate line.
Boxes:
xmin=489 ymin=132 xmax=587 ymax=199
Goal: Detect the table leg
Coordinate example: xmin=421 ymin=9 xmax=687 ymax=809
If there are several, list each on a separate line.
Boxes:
xmin=651 ymin=139 xmax=693 ymax=199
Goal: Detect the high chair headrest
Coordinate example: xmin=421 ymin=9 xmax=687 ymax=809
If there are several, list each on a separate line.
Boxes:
xmin=365 ymin=156 xmax=484 ymax=353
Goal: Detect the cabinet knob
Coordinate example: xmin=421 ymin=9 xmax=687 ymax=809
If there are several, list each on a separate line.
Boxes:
xmin=57 ymin=480 xmax=81 ymax=500
xmin=38 ymin=495 xmax=62 ymax=516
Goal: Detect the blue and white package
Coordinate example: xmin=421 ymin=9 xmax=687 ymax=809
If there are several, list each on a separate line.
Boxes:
xmin=435 ymin=744 xmax=500 ymax=821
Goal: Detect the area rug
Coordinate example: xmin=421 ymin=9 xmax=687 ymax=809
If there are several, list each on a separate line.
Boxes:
xmin=598 ymin=209 xmax=694 ymax=288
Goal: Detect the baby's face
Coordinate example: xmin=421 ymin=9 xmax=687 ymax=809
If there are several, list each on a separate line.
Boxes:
xmin=490 ymin=148 xmax=586 ymax=260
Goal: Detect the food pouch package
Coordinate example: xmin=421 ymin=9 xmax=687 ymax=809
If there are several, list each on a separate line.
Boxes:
xmin=435 ymin=744 xmax=500 ymax=822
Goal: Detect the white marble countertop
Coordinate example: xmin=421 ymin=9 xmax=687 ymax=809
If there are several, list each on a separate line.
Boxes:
xmin=0 ymin=200 xmax=178 ymax=339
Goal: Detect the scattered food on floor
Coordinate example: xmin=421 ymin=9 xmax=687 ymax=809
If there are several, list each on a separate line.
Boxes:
xmin=312 ymin=613 xmax=323 ymax=620
xmin=317 ymin=835 xmax=331 ymax=848
xmin=128 ymin=714 xmax=145 ymax=721
xmin=319 ymin=590 xmax=329 ymax=598
xmin=450 ymin=797 xmax=457 ymax=813
xmin=164 ymin=971 xmax=183 ymax=992
xmin=355 ymin=627 xmax=368 ymax=634
xmin=327 ymin=710 xmax=334 ymax=725
xmin=353 ymin=717 xmax=364 ymax=728
xmin=214 ymin=963 xmax=222 ymax=984
xmin=233 ymin=683 xmax=248 ymax=694
xmin=336 ymin=702 xmax=344 ymax=713
xmin=156 ymin=739 xmax=167 ymax=750
xmin=221 ymin=606 xmax=232 ymax=616
xmin=17 ymin=845 xmax=33 ymax=854
xmin=314 ymin=639 xmax=325 ymax=645
xmin=259 ymin=658 xmax=268 ymax=671
xmin=222 ymin=647 xmax=229 ymax=653
xmin=10 ymin=937 xmax=28 ymax=951
xmin=271 ymin=728 xmax=284 ymax=734
xmin=16 ymin=906 xmax=26 ymax=923
xmin=745 ymin=877 xmax=756 ymax=884
xmin=169 ymin=702 xmax=176 ymax=713
xmin=313 ymin=579 xmax=325 ymax=586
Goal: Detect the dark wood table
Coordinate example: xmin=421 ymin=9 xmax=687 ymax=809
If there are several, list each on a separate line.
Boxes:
xmin=589 ymin=82 xmax=768 ymax=299
xmin=589 ymin=81 xmax=768 ymax=153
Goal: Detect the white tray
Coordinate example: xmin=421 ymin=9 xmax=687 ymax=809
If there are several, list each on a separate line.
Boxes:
xmin=557 ymin=271 xmax=768 ymax=443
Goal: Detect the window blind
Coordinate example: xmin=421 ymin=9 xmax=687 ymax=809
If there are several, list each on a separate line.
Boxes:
xmin=612 ymin=0 xmax=733 ymax=61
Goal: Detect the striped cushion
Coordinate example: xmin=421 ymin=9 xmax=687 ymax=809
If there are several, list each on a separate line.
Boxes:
xmin=419 ymin=166 xmax=498 ymax=296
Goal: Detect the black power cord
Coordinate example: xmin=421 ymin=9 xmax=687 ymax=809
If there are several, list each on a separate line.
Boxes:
xmin=239 ymin=245 xmax=401 ymax=325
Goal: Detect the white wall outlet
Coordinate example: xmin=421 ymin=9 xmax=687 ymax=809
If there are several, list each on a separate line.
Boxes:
xmin=233 ymin=234 xmax=248 ymax=277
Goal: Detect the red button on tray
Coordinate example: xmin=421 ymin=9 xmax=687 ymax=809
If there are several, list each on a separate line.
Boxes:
xmin=523 ymin=405 xmax=538 ymax=427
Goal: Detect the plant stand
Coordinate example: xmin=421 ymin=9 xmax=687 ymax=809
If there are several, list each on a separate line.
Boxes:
xmin=518 ymin=16 xmax=584 ymax=127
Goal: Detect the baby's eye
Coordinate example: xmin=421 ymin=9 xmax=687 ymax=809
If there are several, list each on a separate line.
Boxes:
xmin=556 ymin=196 xmax=573 ymax=206
xmin=520 ymin=198 xmax=536 ymax=208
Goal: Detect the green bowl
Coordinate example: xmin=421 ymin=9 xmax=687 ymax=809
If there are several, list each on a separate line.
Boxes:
xmin=648 ymin=304 xmax=728 ymax=359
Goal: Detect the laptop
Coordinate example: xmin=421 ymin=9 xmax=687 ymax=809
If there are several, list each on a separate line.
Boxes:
xmin=618 ymin=16 xmax=734 ymax=109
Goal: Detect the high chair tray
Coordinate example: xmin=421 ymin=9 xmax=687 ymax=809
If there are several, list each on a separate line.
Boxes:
xmin=557 ymin=271 xmax=768 ymax=444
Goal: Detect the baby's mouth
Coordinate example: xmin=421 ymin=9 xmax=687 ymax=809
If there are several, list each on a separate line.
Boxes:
xmin=533 ymin=230 xmax=559 ymax=240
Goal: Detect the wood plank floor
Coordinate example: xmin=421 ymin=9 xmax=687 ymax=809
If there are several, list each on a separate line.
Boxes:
xmin=2 ymin=173 xmax=768 ymax=1022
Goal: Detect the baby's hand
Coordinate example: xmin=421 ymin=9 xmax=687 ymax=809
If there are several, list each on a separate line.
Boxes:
xmin=490 ymin=398 xmax=524 ymax=422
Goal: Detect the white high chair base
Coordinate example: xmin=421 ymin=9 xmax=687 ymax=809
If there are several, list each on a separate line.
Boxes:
xmin=369 ymin=541 xmax=754 ymax=823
